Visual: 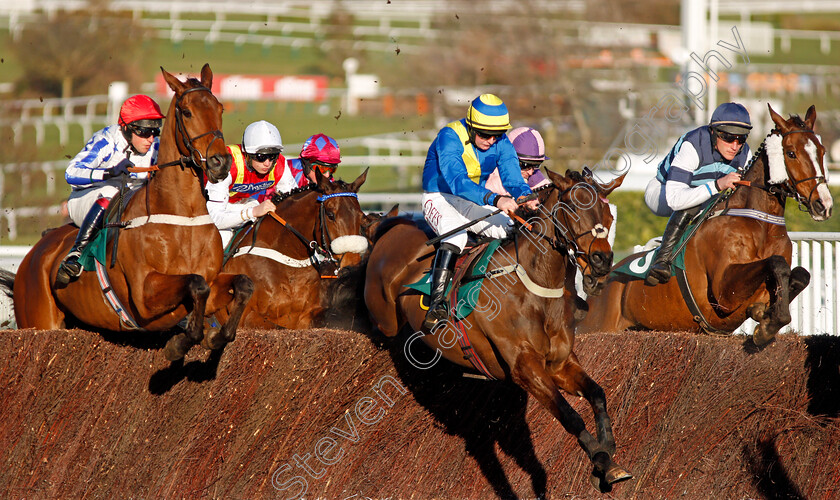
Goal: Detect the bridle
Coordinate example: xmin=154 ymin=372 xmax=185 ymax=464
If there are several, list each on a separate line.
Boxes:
xmin=166 ymin=85 xmax=226 ymax=171
xmin=736 ymin=128 xmax=827 ymax=211
xmin=521 ymin=181 xmax=611 ymax=277
xmin=265 ymin=188 xmax=361 ymax=277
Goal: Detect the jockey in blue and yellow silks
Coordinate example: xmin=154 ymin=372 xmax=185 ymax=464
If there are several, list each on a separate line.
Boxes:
xmin=420 ymin=93 xmax=539 ymax=330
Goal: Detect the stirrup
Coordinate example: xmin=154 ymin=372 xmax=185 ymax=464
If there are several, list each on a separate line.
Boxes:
xmin=55 ymin=254 xmax=82 ymax=287
xmin=422 ymin=303 xmax=448 ymax=330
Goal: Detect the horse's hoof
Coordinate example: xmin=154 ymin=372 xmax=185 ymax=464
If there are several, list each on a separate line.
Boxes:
xmin=752 ymin=324 xmax=775 ymax=347
xmin=200 ymin=326 xmax=225 ymax=350
xmin=163 ymin=333 xmax=194 ymax=361
xmin=605 ymin=464 xmax=633 ymax=484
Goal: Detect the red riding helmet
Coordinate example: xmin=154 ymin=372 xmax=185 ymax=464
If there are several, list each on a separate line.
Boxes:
xmin=118 ymin=95 xmax=164 ymax=128
xmin=300 ymin=134 xmax=341 ymax=165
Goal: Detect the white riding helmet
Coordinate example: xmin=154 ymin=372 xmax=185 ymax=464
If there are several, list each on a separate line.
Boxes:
xmin=242 ymin=120 xmax=284 ymax=154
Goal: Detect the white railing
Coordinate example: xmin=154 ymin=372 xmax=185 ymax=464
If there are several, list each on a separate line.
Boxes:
xmin=0 ymin=95 xmax=111 ymax=146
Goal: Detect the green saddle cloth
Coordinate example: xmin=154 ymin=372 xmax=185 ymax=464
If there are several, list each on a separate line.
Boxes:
xmin=611 ymin=230 xmax=689 ymax=280
xmin=405 ymin=240 xmax=502 ymax=320
xmin=78 ymin=230 xmax=109 ymax=272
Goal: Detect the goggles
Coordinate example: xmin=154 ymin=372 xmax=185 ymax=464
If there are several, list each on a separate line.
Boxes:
xmin=252 ymin=152 xmax=280 ymax=163
xmin=520 ymin=160 xmax=542 ymax=170
xmin=716 ymin=130 xmax=748 ymax=145
xmin=474 ymin=129 xmax=503 ymax=140
xmin=312 ymin=161 xmax=338 ymax=176
xmin=130 ymin=125 xmax=161 ymax=139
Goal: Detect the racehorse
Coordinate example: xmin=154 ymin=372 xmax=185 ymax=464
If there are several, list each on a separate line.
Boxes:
xmin=364 ymin=168 xmax=631 ymax=490
xmin=580 ymin=105 xmax=833 ymax=345
xmin=213 ymin=170 xmax=373 ymax=329
xmin=3 ymin=64 xmax=254 ymax=361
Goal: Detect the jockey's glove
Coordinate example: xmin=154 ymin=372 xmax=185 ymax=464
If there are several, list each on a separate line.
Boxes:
xmin=104 ymin=159 xmax=134 ymax=179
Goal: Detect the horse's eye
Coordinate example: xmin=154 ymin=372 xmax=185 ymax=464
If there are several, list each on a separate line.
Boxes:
xmin=787 ymin=150 xmax=796 ymax=159
xmin=326 ymin=211 xmax=336 ymax=221
xmin=181 ymin=109 xmax=192 ymax=118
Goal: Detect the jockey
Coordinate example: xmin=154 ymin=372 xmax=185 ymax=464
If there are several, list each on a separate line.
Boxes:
xmin=643 ymin=101 xmax=752 ymax=285
xmin=55 ymin=94 xmax=164 ymax=287
xmin=421 ymin=94 xmax=539 ymax=330
xmin=205 ymin=120 xmax=286 ymax=247
xmin=485 ymin=126 xmax=552 ymax=195
xmin=275 ymin=133 xmax=341 ymax=194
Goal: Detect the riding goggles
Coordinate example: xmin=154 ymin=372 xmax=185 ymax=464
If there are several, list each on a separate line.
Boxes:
xmin=520 ymin=160 xmax=542 ymax=170
xmin=252 ymin=152 xmax=280 ymax=163
xmin=130 ymin=125 xmax=161 ymax=138
xmin=474 ymin=129 xmax=504 ymax=140
xmin=312 ymin=161 xmax=338 ymax=176
xmin=716 ymin=130 xmax=748 ymax=145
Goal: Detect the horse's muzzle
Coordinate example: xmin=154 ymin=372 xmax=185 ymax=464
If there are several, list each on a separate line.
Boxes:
xmin=205 ymin=153 xmax=232 ymax=183
xmin=588 ymin=251 xmax=613 ymax=278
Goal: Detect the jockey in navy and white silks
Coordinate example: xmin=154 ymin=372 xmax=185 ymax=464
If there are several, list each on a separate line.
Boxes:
xmin=643 ymin=102 xmax=752 ymax=286
xmin=56 ymin=94 xmax=164 ymax=287
xmin=420 ymin=94 xmax=537 ymax=330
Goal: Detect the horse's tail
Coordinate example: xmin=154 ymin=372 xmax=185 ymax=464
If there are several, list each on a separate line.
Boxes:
xmin=0 ymin=268 xmax=15 ymax=299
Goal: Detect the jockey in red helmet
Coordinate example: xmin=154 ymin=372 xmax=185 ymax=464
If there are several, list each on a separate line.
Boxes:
xmin=56 ymin=95 xmax=165 ymax=287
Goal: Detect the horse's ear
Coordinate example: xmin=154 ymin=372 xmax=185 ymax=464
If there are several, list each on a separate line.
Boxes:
xmin=599 ymin=171 xmax=627 ymax=196
xmin=544 ymin=167 xmax=573 ymax=190
xmin=804 ymin=104 xmax=817 ymax=131
xmin=768 ymin=103 xmax=788 ymax=131
xmin=200 ymin=63 xmax=213 ymax=90
xmin=161 ymin=67 xmax=185 ymax=94
xmin=314 ymin=166 xmax=329 ymax=189
xmin=350 ymin=167 xmax=369 ymax=192
xmin=385 ymin=203 xmax=400 ymax=218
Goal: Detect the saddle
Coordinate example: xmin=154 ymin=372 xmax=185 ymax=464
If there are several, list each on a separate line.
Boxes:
xmin=405 ymin=239 xmax=503 ymax=320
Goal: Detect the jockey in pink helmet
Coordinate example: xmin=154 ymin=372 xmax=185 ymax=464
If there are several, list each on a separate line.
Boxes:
xmin=275 ymin=133 xmax=342 ymax=194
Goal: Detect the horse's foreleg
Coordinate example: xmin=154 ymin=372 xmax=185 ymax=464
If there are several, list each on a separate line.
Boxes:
xmin=549 ymin=351 xmax=632 ymax=488
xmin=143 ymin=272 xmax=210 ymax=360
xmin=510 ymin=346 xmax=630 ymax=491
xmin=203 ymin=273 xmax=254 ymax=350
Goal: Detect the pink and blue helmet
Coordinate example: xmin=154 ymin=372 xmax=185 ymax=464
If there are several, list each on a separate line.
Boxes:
xmin=300 ymin=134 xmax=341 ymax=164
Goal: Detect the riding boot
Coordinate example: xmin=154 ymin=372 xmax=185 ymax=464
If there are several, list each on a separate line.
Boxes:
xmin=422 ymin=243 xmax=459 ymax=331
xmin=55 ymin=201 xmax=108 ymax=288
xmin=645 ymin=207 xmax=698 ymax=286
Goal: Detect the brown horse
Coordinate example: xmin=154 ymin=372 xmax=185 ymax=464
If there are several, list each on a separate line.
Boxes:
xmin=4 ymin=64 xmax=254 ymax=361
xmin=580 ymin=105 xmax=833 ymax=345
xmin=213 ymin=170 xmax=374 ymax=329
xmin=364 ymin=168 xmax=631 ymax=491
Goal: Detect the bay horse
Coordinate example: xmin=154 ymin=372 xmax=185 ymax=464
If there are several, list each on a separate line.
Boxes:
xmin=4 ymin=64 xmax=254 ymax=361
xmin=363 ymin=168 xmax=632 ymax=491
xmin=213 ymin=170 xmax=374 ymax=329
xmin=580 ymin=104 xmax=833 ymax=345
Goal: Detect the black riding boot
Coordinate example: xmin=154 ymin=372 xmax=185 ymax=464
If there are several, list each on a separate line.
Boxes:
xmin=645 ymin=207 xmax=698 ymax=286
xmin=55 ymin=202 xmax=107 ymax=288
xmin=422 ymin=243 xmax=458 ymax=331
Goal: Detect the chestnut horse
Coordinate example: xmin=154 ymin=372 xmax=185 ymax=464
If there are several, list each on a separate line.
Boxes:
xmin=580 ymin=105 xmax=833 ymax=345
xmin=4 ymin=64 xmax=253 ymax=361
xmin=364 ymin=168 xmax=631 ymax=491
xmin=213 ymin=170 xmax=373 ymax=329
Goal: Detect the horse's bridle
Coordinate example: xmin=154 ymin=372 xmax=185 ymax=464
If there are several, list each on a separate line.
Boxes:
xmin=521 ymin=182 xmax=610 ymax=277
xmin=265 ymin=188 xmax=360 ymax=277
xmin=739 ymin=129 xmax=827 ymax=211
xmin=170 ymin=86 xmax=226 ymax=171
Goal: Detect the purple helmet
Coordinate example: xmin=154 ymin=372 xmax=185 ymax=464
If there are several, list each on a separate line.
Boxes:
xmin=507 ymin=127 xmax=549 ymax=162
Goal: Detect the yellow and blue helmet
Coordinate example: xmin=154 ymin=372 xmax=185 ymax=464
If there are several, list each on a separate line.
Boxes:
xmin=466 ymin=94 xmax=511 ymax=134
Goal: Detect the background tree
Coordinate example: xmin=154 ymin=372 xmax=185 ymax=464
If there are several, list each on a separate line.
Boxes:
xmin=9 ymin=2 xmax=148 ymax=98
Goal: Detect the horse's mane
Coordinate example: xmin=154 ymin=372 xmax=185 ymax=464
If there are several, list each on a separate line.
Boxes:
xmin=789 ymin=114 xmax=808 ymax=129
xmin=273 ymin=183 xmax=315 ymax=202
xmin=273 ymin=179 xmax=356 ymax=203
